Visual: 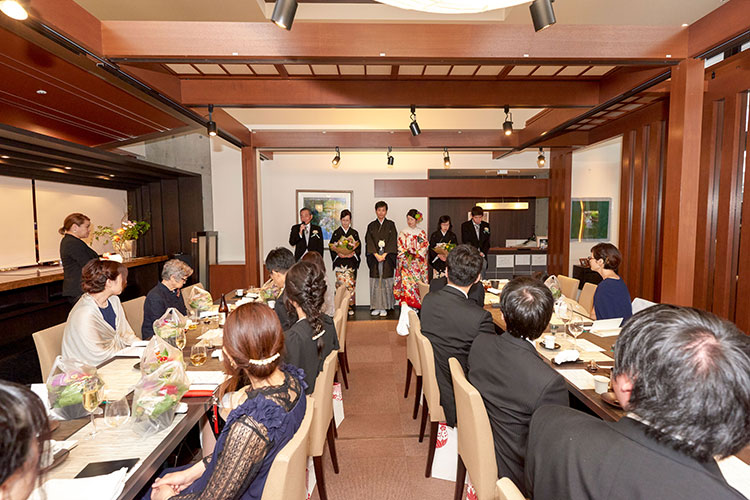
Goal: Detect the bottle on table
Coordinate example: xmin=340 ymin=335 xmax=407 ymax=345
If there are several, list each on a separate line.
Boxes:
xmin=218 ymin=293 xmax=228 ymax=327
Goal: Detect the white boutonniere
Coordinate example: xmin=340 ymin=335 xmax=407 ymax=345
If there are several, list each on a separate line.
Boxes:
xmin=311 ymin=230 xmax=320 ymax=238
xmin=378 ymin=239 xmax=385 ymax=249
xmin=483 ymin=227 xmax=490 ymax=234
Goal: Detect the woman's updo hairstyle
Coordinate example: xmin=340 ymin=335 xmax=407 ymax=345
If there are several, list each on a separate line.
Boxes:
xmin=340 ymin=209 xmax=352 ymax=220
xmin=407 ymin=208 xmax=420 ymax=220
xmin=437 ymin=215 xmax=452 ymax=231
xmin=81 ymin=259 xmax=127 ymax=293
xmin=285 ymin=261 xmax=327 ymax=354
xmin=590 ymin=242 xmax=622 ymax=271
xmin=222 ymin=303 xmax=285 ymax=389
xmin=58 ymin=213 xmax=90 ymax=235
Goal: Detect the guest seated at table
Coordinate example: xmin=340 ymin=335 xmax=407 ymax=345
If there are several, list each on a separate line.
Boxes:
xmin=283 ymin=261 xmax=339 ymax=395
xmin=301 ymin=251 xmax=335 ymax=316
xmin=421 ymin=244 xmax=494 ymax=427
xmin=589 ymin=243 xmax=632 ymax=321
xmin=142 ymin=259 xmax=193 ymax=339
xmin=525 ymin=305 xmax=750 ymax=500
xmin=429 ymin=275 xmax=485 ymax=307
xmin=147 ymin=303 xmax=307 ymax=500
xmin=62 ymin=260 xmax=138 ymax=366
xmin=264 ymin=247 xmax=297 ymax=330
xmin=0 ymin=382 xmax=49 ymax=500
xmin=468 ymin=277 xmax=568 ymax=496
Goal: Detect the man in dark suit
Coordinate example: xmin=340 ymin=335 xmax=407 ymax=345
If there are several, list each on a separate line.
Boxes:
xmin=460 ymin=205 xmax=491 ymax=260
xmin=421 ymin=244 xmax=495 ymax=427
xmin=289 ymin=207 xmax=324 ymax=261
xmin=264 ymin=247 xmax=297 ymax=330
xmin=468 ymin=277 xmax=568 ymax=496
xmin=428 ymin=276 xmax=485 ymax=308
xmin=526 ymin=305 xmax=750 ymax=500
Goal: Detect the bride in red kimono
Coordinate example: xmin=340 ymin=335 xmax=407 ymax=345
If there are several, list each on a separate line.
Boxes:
xmin=395 ymin=209 xmax=429 ymax=336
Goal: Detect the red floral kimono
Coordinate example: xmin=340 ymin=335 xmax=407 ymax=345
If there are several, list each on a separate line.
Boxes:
xmin=394 ymin=227 xmax=429 ymax=309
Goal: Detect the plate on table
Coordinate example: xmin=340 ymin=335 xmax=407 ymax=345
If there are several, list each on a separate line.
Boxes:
xmin=537 ymin=341 xmax=561 ymax=351
xmin=600 ymin=391 xmax=622 ymax=408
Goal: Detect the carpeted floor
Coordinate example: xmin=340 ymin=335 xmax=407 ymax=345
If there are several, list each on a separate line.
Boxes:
xmin=310 ymin=319 xmax=458 ymax=500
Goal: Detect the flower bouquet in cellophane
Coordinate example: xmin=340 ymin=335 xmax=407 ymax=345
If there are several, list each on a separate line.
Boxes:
xmin=329 ymin=235 xmax=359 ymax=256
xmin=140 ymin=335 xmax=184 ymax=375
xmin=187 ymin=285 xmax=213 ymax=313
xmin=131 ymin=360 xmax=189 ymax=436
xmin=46 ymin=357 xmax=105 ymax=420
xmin=153 ymin=308 xmax=187 ymax=346
xmin=433 ymin=242 xmax=456 ymax=257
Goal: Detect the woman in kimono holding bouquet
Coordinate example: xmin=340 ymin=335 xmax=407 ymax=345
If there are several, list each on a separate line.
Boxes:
xmin=394 ymin=209 xmax=429 ymax=336
xmin=428 ymin=215 xmax=457 ymax=280
xmin=329 ymin=209 xmax=361 ymax=316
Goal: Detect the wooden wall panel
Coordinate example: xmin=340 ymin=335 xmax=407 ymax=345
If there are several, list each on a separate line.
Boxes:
xmin=209 ymin=264 xmax=247 ymax=298
xmin=242 ymin=147 xmax=262 ymax=285
xmin=547 ymin=148 xmax=572 ymax=276
xmin=160 ymin=179 xmax=181 ymax=256
xmin=374 ymin=178 xmax=549 ymax=198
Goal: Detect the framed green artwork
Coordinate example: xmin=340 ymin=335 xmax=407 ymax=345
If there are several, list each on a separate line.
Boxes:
xmin=296 ymin=190 xmax=353 ymax=244
xmin=571 ymin=198 xmax=611 ymax=241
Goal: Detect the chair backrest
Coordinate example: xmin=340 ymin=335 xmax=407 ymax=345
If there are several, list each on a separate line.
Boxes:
xmin=557 ymin=275 xmax=580 ymax=300
xmin=261 ymin=396 xmax=315 ymax=500
xmin=496 ymin=477 xmax=527 ymax=500
xmin=121 ymin=295 xmax=147 ymax=339
xmin=32 ymin=323 xmax=67 ymax=381
xmin=333 ymin=307 xmax=347 ymax=352
xmin=333 ymin=285 xmax=347 ymax=311
xmin=449 ymin=357 xmax=498 ymax=500
xmin=308 ymin=350 xmax=338 ymax=456
xmin=415 ymin=330 xmax=445 ymax=422
xmin=406 ymin=310 xmax=422 ymax=376
xmin=418 ymin=281 xmax=430 ymax=301
xmin=577 ymin=282 xmax=597 ymax=315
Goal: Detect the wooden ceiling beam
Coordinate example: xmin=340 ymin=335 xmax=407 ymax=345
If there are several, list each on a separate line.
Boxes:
xmin=374 ymin=178 xmax=549 ymax=198
xmin=687 ymin=0 xmax=750 ymax=58
xmin=180 ymin=79 xmax=599 ymax=108
xmin=100 ymin=21 xmax=687 ymax=61
xmin=250 ymin=130 xmax=518 ymax=149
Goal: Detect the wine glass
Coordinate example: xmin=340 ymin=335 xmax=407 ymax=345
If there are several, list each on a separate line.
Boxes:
xmin=81 ymin=378 xmax=102 ymax=439
xmin=175 ymin=329 xmax=187 ymax=350
xmin=568 ymin=318 xmax=585 ymax=351
xmin=190 ymin=344 xmax=208 ymax=367
xmin=554 ymin=299 xmax=573 ymax=344
xmin=103 ymin=394 xmax=130 ymax=428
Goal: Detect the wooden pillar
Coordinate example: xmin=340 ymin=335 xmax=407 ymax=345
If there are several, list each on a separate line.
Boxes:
xmin=659 ymin=59 xmax=704 ymax=305
xmin=547 ymin=148 xmax=572 ymax=276
xmin=241 ymin=145 xmax=261 ymax=285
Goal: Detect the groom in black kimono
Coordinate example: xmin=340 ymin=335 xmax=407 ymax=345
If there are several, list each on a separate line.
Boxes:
xmin=365 ymin=200 xmax=398 ymax=317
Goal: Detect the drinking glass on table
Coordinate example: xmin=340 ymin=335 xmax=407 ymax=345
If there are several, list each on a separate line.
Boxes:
xmin=104 ymin=394 xmax=130 ymax=428
xmin=82 ymin=378 xmax=102 ymax=439
xmin=554 ymin=299 xmax=573 ymax=343
xmin=190 ymin=344 xmax=208 ymax=366
xmin=568 ymin=317 xmax=585 ymax=351
xmin=175 ymin=329 xmax=187 ymax=350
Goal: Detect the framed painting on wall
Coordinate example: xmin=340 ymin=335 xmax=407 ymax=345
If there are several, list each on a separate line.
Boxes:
xmin=570 ymin=198 xmax=611 ymax=241
xmin=296 ymin=190 xmax=353 ymax=244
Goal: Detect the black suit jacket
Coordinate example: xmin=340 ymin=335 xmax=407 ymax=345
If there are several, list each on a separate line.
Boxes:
xmin=468 ymin=332 xmax=568 ymax=496
xmin=289 ymin=223 xmax=324 ymax=261
xmin=59 ymin=234 xmax=99 ymax=299
xmin=526 ymin=406 xmax=745 ymax=500
xmin=461 ymin=220 xmax=491 ymax=256
xmin=421 ymin=286 xmax=495 ymax=427
xmin=283 ymin=315 xmax=339 ymax=395
xmin=273 ymin=289 xmax=298 ymax=331
xmin=429 ymin=276 xmax=485 ymax=308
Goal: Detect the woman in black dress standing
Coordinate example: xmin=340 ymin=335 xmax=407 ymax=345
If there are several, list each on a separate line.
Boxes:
xmin=428 ymin=215 xmax=458 ymax=280
xmin=329 ymin=209 xmax=361 ymax=315
xmin=59 ymin=213 xmax=98 ymax=305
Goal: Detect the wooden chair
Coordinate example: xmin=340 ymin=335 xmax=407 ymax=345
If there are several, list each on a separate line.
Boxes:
xmin=32 ymin=323 xmax=66 ymax=381
xmin=333 ymin=307 xmax=349 ymax=389
xmin=418 ymin=281 xmax=431 ymax=302
xmin=333 ymin=285 xmax=348 ymax=311
xmin=415 ymin=330 xmax=446 ymax=478
xmin=260 ymin=396 xmax=315 ymax=500
xmin=557 ymin=275 xmax=580 ymax=300
xmin=449 ymin=357 xmax=498 ymax=500
xmin=496 ymin=477 xmax=527 ymax=500
xmin=337 ymin=290 xmax=351 ymax=376
xmin=309 ymin=350 xmax=340 ymax=500
xmin=404 ymin=310 xmax=423 ymax=420
xmin=121 ymin=295 xmax=146 ymax=339
xmin=577 ymin=282 xmax=597 ymax=315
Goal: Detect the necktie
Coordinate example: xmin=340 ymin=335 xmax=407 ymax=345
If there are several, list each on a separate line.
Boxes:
xmin=305 ymin=226 xmax=310 ymax=243
xmin=474 ymin=223 xmax=480 ymax=240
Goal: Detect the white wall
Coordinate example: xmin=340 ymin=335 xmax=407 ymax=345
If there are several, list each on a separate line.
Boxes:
xmin=569 ymin=137 xmax=622 ymax=275
xmin=210 ymin=138 xmax=245 ymax=263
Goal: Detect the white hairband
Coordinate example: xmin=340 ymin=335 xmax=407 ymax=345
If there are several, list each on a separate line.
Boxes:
xmin=312 ymin=329 xmax=326 ymax=341
xmin=247 ymin=353 xmax=281 ymax=366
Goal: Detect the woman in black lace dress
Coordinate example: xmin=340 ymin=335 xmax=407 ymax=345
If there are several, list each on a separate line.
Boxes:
xmin=146 ymin=303 xmax=307 ymax=500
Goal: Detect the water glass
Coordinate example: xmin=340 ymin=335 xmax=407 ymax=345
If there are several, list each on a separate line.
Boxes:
xmin=104 ymin=395 xmax=130 ymax=428
xmin=190 ymin=344 xmax=208 ymax=366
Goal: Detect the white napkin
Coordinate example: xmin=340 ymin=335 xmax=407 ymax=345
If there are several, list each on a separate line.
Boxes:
xmin=187 ymin=371 xmax=226 ymax=385
xmin=29 ymin=467 xmax=128 ymax=500
xmin=591 ymin=318 xmax=623 ymax=332
xmin=211 ymin=349 xmax=223 ymax=360
xmin=30 ymin=384 xmax=50 ymax=413
xmin=198 ymin=328 xmax=223 ymax=341
xmin=553 ymin=349 xmax=580 ymax=365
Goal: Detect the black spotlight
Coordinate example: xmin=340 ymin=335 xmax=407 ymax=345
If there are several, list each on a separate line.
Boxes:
xmin=409 ymin=105 xmax=421 ymax=136
xmin=387 ymin=146 xmax=394 ymax=167
xmin=207 ymin=104 xmax=217 ymax=137
xmin=503 ymin=105 xmax=513 ymax=136
xmin=271 ymin=0 xmax=298 ymax=30
xmin=332 ymin=146 xmax=341 ymax=167
xmin=537 ymin=147 xmax=546 ymax=167
xmin=443 ymin=147 xmax=451 ymax=168
xmin=530 ymin=0 xmax=556 ymax=32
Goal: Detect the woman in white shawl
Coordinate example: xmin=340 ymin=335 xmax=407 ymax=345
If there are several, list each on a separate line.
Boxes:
xmin=62 ymin=259 xmax=138 ymax=366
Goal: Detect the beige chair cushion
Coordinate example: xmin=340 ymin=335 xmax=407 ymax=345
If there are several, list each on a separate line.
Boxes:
xmin=577 ymin=282 xmax=597 ymax=315
xmin=449 ymin=357 xmax=498 ymax=500
xmin=418 ymin=281 xmax=430 ymax=302
xmin=496 ymin=477 xmax=527 ymax=500
xmin=32 ymin=323 xmax=66 ymax=381
xmin=407 ymin=310 xmax=422 ymax=376
xmin=415 ymin=330 xmax=445 ymax=423
xmin=333 ymin=308 xmax=347 ymax=354
xmin=557 ymin=275 xmax=580 ymax=300
xmin=333 ymin=285 xmax=347 ymax=311
xmin=260 ymin=396 xmax=315 ymax=500
xmin=122 ymin=296 xmax=146 ymax=339
xmin=309 ymin=350 xmax=338 ymax=457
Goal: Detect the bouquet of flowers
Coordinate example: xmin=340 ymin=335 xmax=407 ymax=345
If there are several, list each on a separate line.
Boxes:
xmin=93 ymin=219 xmax=150 ymax=245
xmin=46 ymin=357 xmax=105 ymax=420
xmin=187 ymin=285 xmax=213 ymax=313
xmin=131 ymin=360 xmax=190 ymax=436
xmin=153 ymin=308 xmax=187 ymax=342
xmin=259 ymin=279 xmax=282 ymax=303
xmin=329 ymin=236 xmax=359 ymax=255
xmin=544 ymin=275 xmax=563 ymax=300
xmin=433 ymin=242 xmax=456 ymax=257
xmin=140 ymin=335 xmax=184 ymax=375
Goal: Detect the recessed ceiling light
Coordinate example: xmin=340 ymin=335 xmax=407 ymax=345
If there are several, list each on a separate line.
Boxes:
xmin=380 ymin=52 xmax=386 ymax=57
xmin=458 ymin=130 xmax=462 ymax=134
xmin=109 ymin=174 xmax=115 ymax=177
xmin=681 ymin=23 xmax=688 ymax=27
xmin=36 ymin=89 xmax=47 ymax=95
xmin=64 ymin=166 xmax=71 ymax=170
xmin=322 ymin=131 xmax=327 ymax=134
xmin=232 ymin=52 xmax=239 ymax=55
xmin=523 ymin=54 xmax=530 ymax=58
xmin=0 ymin=155 xmax=9 ymax=159
xmin=666 ymin=54 xmax=672 ymax=58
